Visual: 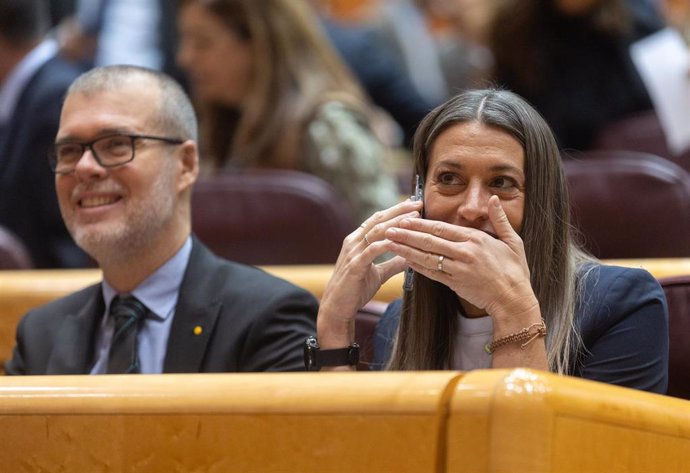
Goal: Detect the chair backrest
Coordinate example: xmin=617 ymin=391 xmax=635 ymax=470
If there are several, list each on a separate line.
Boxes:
xmin=659 ymin=275 xmax=690 ymax=400
xmin=355 ymin=300 xmax=388 ymax=370
xmin=563 ymin=151 xmax=690 ymax=259
xmin=0 ymin=225 xmax=32 ymax=269
xmin=191 ymin=169 xmax=356 ymax=265
xmin=592 ymin=110 xmax=690 ymax=174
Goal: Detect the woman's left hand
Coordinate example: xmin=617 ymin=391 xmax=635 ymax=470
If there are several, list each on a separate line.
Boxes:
xmin=317 ymin=199 xmax=423 ymax=351
xmin=384 ymin=195 xmax=538 ymax=322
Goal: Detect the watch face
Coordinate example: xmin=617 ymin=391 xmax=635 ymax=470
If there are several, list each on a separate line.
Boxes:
xmin=304 ymin=336 xmax=320 ymax=371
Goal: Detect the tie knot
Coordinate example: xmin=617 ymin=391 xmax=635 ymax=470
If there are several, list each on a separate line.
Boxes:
xmin=110 ymin=295 xmax=147 ymax=330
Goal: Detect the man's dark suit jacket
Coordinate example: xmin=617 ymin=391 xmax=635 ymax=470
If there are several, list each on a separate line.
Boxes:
xmin=5 ymin=239 xmax=318 ymax=374
xmin=0 ymin=53 xmax=90 ymax=268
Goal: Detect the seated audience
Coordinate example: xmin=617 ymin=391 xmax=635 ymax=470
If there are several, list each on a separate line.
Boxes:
xmin=314 ymin=89 xmax=669 ymax=394
xmin=5 ymin=65 xmax=317 ymax=375
xmin=57 ymin=0 xmax=185 ymax=84
xmin=489 ymin=0 xmax=665 ymax=150
xmin=0 ymin=0 xmax=90 ymax=268
xmin=371 ymin=0 xmax=493 ymax=102
xmin=176 ymin=0 xmax=400 ymax=223
xmin=318 ymin=14 xmax=437 ymax=147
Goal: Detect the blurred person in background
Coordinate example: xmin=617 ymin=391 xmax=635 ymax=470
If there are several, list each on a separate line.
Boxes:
xmin=316 ymin=7 xmax=437 ymax=148
xmin=418 ymin=0 xmax=495 ymax=89
xmin=0 ymin=0 xmax=89 ymax=267
xmin=345 ymin=0 xmax=493 ymax=102
xmin=56 ymin=0 xmax=185 ymax=84
xmin=176 ymin=0 xmax=400 ymax=224
xmin=489 ymin=0 xmax=666 ymax=151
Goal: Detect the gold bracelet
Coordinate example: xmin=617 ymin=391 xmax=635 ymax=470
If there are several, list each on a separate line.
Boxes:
xmin=484 ymin=319 xmax=546 ymax=354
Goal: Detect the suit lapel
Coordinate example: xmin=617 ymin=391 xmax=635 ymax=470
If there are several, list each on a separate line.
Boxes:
xmin=46 ymin=286 xmax=104 ymax=374
xmin=163 ymin=239 xmax=222 ymax=372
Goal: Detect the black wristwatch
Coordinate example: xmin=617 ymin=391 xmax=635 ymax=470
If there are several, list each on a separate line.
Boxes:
xmin=304 ymin=336 xmax=359 ymax=371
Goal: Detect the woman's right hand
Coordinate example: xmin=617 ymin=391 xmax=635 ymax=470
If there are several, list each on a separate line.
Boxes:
xmin=317 ymin=199 xmax=423 ymax=349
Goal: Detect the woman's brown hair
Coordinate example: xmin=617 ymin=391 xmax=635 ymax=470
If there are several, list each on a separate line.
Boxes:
xmin=180 ymin=0 xmax=368 ymax=170
xmin=388 ymin=88 xmax=594 ymax=374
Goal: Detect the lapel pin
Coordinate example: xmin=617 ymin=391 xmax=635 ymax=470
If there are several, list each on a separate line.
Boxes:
xmin=193 ymin=326 xmax=203 ymax=336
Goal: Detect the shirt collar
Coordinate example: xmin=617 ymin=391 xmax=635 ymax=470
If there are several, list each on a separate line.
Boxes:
xmin=102 ymin=236 xmax=193 ymax=320
xmin=0 ymin=37 xmax=59 ymax=125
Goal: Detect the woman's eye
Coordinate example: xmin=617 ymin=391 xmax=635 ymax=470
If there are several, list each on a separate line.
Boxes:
xmin=437 ymin=172 xmax=460 ymax=185
xmin=492 ymin=176 xmax=517 ymax=189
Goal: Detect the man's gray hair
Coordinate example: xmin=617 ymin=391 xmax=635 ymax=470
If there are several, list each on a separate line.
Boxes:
xmin=67 ymin=65 xmax=198 ymax=142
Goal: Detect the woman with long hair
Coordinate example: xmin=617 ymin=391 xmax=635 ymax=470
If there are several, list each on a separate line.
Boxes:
xmin=315 ymin=88 xmax=668 ymax=393
xmin=177 ymin=0 xmax=400 ymax=223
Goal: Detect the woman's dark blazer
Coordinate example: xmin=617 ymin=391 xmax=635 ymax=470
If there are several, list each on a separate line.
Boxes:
xmin=374 ymin=265 xmax=669 ymax=394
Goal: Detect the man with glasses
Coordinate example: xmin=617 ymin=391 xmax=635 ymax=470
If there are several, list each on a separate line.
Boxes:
xmin=5 ymin=65 xmax=318 ymax=375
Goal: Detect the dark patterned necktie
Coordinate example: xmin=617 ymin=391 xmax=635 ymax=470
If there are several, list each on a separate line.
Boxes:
xmin=107 ymin=295 xmax=148 ymax=374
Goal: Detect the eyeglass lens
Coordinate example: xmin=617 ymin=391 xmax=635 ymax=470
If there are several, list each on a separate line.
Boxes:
xmin=53 ymin=135 xmax=134 ymax=172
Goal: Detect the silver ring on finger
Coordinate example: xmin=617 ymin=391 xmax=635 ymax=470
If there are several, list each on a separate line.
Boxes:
xmin=364 ymin=233 xmax=371 ymax=246
xmin=437 ymin=255 xmax=444 ymax=272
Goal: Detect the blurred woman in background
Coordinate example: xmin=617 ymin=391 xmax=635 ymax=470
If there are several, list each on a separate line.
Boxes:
xmin=176 ymin=0 xmax=400 ymax=223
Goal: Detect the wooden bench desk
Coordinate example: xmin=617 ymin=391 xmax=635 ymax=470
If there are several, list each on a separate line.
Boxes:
xmin=1 ymin=258 xmax=689 ymax=372
xmin=0 ymin=369 xmax=688 ymax=472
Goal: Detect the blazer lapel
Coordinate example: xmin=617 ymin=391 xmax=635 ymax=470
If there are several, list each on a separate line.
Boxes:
xmin=163 ymin=300 xmax=222 ymax=373
xmin=163 ymin=238 xmax=222 ymax=373
xmin=46 ymin=286 xmax=104 ymax=374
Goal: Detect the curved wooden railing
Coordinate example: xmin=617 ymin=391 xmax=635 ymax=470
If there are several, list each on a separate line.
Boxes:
xmin=0 ymin=369 xmax=688 ymax=472
xmin=1 ymin=258 xmax=689 ymax=370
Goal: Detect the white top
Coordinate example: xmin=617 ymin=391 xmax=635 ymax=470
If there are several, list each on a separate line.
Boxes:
xmin=451 ymin=312 xmax=493 ymax=371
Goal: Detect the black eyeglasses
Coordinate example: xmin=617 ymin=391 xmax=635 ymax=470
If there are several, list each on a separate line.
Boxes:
xmin=49 ymin=133 xmax=185 ymax=174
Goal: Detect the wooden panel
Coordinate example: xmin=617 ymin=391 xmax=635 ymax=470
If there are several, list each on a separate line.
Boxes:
xmin=605 ymin=258 xmax=690 ymax=279
xmin=447 ymin=369 xmax=690 ymax=473
xmin=1 ymin=259 xmax=689 ymax=370
xmin=1 ymin=257 xmax=687 ymax=307
xmin=1 ymin=370 xmax=690 ymax=471
xmin=0 ymin=372 xmax=462 ymax=472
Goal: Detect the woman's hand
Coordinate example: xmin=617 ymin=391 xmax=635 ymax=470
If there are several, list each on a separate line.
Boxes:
xmin=385 ymin=196 xmax=538 ymax=324
xmin=385 ymin=195 xmax=546 ymax=370
xmin=317 ymin=199 xmax=423 ymax=349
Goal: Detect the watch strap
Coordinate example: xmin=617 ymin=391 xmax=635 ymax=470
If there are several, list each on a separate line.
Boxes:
xmin=319 ymin=345 xmax=359 ymax=367
xmin=304 ymin=336 xmax=359 ymax=371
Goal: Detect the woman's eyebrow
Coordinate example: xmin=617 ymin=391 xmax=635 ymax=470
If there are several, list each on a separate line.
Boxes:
xmin=431 ymin=160 xmax=524 ymax=177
